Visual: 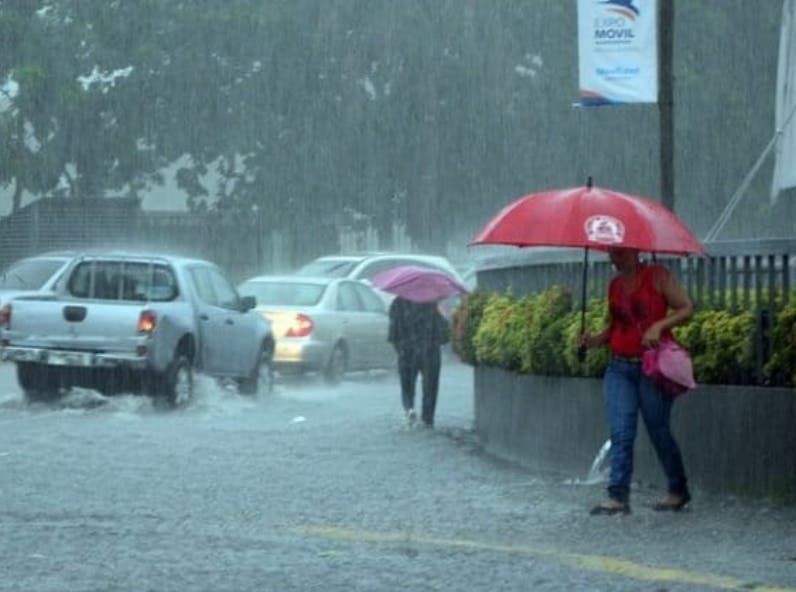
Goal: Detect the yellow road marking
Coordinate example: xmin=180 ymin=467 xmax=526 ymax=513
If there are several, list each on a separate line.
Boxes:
xmin=297 ymin=525 xmax=794 ymax=592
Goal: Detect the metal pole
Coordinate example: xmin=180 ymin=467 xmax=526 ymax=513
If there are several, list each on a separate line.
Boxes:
xmin=578 ymin=247 xmax=589 ymax=362
xmin=658 ymin=0 xmax=675 ymax=212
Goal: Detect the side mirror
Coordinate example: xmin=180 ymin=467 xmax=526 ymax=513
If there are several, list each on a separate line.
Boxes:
xmin=240 ymin=295 xmax=256 ymax=312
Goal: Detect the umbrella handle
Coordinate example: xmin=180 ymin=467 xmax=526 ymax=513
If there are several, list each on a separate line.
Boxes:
xmin=577 ymin=247 xmax=589 ymax=362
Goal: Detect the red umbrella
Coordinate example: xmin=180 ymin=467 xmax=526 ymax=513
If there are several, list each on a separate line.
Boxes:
xmin=470 ymin=181 xmax=706 ymax=255
xmin=470 ymin=180 xmax=706 ymax=360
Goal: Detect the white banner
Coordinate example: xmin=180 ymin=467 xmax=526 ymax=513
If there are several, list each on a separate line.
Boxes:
xmin=577 ymin=0 xmax=658 ymax=106
xmin=772 ymin=0 xmax=796 ymax=201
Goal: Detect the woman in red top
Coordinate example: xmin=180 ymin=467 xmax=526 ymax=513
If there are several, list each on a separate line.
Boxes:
xmin=581 ymin=247 xmax=693 ymax=515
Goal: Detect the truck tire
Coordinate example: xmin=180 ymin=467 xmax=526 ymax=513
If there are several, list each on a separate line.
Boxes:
xmin=156 ymin=355 xmax=194 ymax=408
xmin=17 ymin=362 xmax=63 ymax=403
xmin=238 ymin=341 xmax=274 ymax=396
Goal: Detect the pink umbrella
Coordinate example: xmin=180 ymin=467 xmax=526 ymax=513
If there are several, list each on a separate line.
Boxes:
xmin=372 ymin=265 xmax=469 ymax=303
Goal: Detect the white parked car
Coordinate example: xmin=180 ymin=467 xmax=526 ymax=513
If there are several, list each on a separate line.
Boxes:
xmin=296 ymin=252 xmax=463 ymax=284
xmin=237 ymin=275 xmax=396 ymax=384
xmin=295 ymin=252 xmax=465 ymax=314
xmin=0 ymin=252 xmax=76 ymax=307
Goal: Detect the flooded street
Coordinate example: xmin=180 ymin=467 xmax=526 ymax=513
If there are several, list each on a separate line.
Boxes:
xmin=1 ymin=2 xmax=794 ymax=590
xmin=0 ymin=360 xmax=793 ymax=592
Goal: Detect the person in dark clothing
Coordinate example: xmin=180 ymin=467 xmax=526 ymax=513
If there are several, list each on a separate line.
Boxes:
xmin=387 ymin=296 xmax=450 ymax=427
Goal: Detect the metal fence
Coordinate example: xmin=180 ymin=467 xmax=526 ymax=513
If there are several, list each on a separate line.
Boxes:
xmin=0 ymin=198 xmax=424 ymax=283
xmin=0 ymin=198 xmax=340 ymax=282
xmin=475 ymin=239 xmax=796 ymax=385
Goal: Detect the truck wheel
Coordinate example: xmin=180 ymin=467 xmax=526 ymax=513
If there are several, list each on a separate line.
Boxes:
xmin=322 ymin=344 xmax=347 ymax=386
xmin=238 ymin=342 xmax=274 ymax=396
xmin=157 ymin=355 xmax=194 ymax=408
xmin=17 ymin=362 xmax=63 ymax=403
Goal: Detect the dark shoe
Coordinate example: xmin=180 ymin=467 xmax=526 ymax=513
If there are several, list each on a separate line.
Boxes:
xmin=589 ymin=500 xmax=630 ymax=515
xmin=652 ymin=491 xmax=691 ymax=512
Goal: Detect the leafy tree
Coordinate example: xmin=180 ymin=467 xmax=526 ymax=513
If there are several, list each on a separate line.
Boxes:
xmin=0 ymin=0 xmax=791 ymax=253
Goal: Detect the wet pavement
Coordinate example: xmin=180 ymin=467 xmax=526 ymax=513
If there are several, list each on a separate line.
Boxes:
xmin=0 ymin=359 xmax=793 ymax=591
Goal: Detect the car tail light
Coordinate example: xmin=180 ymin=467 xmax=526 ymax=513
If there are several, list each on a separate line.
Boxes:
xmin=137 ymin=310 xmax=157 ymax=334
xmin=285 ymin=313 xmax=313 ymax=337
xmin=0 ymin=304 xmax=10 ymax=329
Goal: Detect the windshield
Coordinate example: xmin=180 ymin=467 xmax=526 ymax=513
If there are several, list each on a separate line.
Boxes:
xmin=0 ymin=258 xmax=66 ymax=290
xmin=239 ymin=281 xmax=325 ymax=306
xmin=296 ymin=259 xmax=357 ymax=278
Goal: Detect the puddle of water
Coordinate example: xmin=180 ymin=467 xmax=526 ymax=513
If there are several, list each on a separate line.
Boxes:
xmin=564 ymin=438 xmax=611 ymax=486
xmin=0 ymin=372 xmax=263 ymax=419
xmin=187 ymin=374 xmax=259 ymax=416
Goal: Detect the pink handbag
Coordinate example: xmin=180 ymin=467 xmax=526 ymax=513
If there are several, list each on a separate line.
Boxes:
xmin=642 ymin=339 xmax=697 ymax=398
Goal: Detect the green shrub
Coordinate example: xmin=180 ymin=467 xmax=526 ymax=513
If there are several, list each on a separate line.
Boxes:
xmin=502 ymin=296 xmax=537 ymax=372
xmin=472 ymin=292 xmax=534 ymax=371
xmin=562 ymin=298 xmax=611 ymax=377
xmin=451 ymin=289 xmax=490 ymax=365
xmin=674 ymin=309 xmax=755 ymax=384
xmin=764 ymin=300 xmax=796 ymax=387
xmin=454 ymin=284 xmax=786 ymax=387
xmin=522 ymin=286 xmax=573 ymax=375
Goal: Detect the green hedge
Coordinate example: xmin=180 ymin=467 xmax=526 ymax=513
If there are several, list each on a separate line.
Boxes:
xmin=451 ymin=287 xmax=796 ymax=387
xmin=764 ymin=300 xmax=796 ymax=387
xmin=452 ymin=289 xmax=490 ymax=365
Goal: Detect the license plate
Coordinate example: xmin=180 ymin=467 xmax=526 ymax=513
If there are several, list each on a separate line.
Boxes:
xmin=275 ymin=342 xmax=304 ymax=362
xmin=47 ymin=351 xmax=93 ymax=366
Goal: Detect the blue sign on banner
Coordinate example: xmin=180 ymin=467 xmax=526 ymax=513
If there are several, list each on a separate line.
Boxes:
xmin=577 ymin=0 xmax=658 ymax=106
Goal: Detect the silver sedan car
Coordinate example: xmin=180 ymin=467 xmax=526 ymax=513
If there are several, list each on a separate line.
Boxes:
xmin=237 ymin=275 xmax=396 ymax=384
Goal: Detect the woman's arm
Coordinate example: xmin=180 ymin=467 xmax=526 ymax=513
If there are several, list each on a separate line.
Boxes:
xmin=580 ymin=327 xmax=610 ymax=349
xmin=580 ymin=281 xmax=614 ymax=349
xmin=643 ymin=266 xmax=693 ymax=347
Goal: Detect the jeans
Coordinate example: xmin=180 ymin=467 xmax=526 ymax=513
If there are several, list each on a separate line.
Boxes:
xmin=397 ymin=345 xmax=441 ymax=424
xmin=603 ymin=358 xmax=688 ymax=503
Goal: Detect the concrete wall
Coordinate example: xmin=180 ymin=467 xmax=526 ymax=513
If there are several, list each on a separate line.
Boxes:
xmin=474 ymin=366 xmax=796 ymax=499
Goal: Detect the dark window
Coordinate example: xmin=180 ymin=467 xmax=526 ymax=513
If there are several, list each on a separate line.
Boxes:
xmin=67 ymin=260 xmax=178 ymax=301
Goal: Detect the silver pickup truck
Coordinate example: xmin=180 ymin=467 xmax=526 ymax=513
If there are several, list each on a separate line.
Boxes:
xmin=0 ymin=252 xmax=274 ymax=407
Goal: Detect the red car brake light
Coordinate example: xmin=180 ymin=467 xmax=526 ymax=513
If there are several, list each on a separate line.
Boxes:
xmin=285 ymin=313 xmax=313 ymax=337
xmin=0 ymin=304 xmax=11 ymax=329
xmin=137 ymin=310 xmax=157 ymax=334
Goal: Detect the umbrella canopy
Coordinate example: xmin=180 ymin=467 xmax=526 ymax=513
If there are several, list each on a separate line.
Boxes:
xmin=372 ymin=265 xmax=469 ymax=303
xmin=470 ymin=183 xmax=706 ymax=256
xmin=642 ymin=340 xmax=697 ymax=397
